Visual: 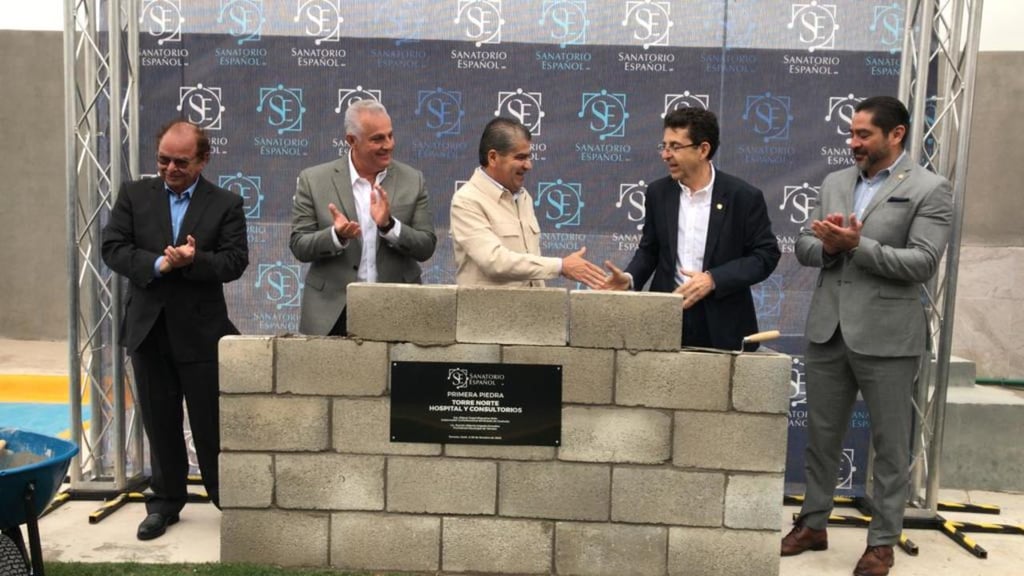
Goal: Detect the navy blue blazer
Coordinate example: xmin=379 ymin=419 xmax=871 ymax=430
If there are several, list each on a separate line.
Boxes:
xmin=102 ymin=175 xmax=249 ymax=362
xmin=625 ymin=169 xmax=780 ymax=350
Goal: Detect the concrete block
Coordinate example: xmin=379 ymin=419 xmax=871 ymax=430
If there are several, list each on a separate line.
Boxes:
xmin=555 ymin=521 xmax=666 ymax=576
xmin=457 ymin=286 xmax=567 ymax=345
xmin=276 ymin=454 xmax=384 ymax=510
xmin=388 ymin=342 xmax=501 ymax=390
xmin=390 ymin=342 xmax=501 ymax=364
xmin=219 ymin=335 xmax=274 ymax=393
xmin=673 ymin=412 xmax=788 ymax=472
xmin=724 ymin=474 xmax=784 ymax=530
xmin=616 ymin=350 xmax=730 ymax=410
xmin=221 ymin=396 xmax=328 ymax=452
xmin=387 ymin=456 xmax=496 ymax=514
xmin=568 ymin=290 xmax=682 ymax=351
xmin=932 ymin=355 xmax=978 ymax=387
xmin=221 ymin=509 xmax=328 ymax=566
xmin=733 ymin=353 xmax=791 ymax=414
xmin=611 ymin=467 xmax=724 ymax=526
xmin=445 ymin=444 xmax=555 ymax=460
xmin=668 ymin=527 xmax=779 ymax=576
xmin=331 ymin=512 xmax=439 ymax=572
xmin=219 ymin=453 xmax=273 ymax=508
xmin=503 ymin=345 xmax=614 ymax=404
xmin=276 ymin=336 xmax=387 ymax=396
xmin=443 ymin=516 xmax=554 ymax=574
xmin=941 ymin=387 xmax=1024 ymax=491
xmin=499 ymin=461 xmax=610 ymax=521
xmin=559 ymin=406 xmax=671 ymax=464
xmin=347 ymin=283 xmax=456 ymax=344
xmin=333 ymin=397 xmax=440 ymax=456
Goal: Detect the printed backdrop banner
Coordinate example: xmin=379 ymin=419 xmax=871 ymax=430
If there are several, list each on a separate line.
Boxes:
xmin=133 ymin=0 xmax=910 ymax=494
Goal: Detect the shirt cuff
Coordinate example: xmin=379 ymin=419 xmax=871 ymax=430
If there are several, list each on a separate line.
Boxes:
xmin=330 ymin=226 xmax=349 ymax=250
xmin=153 ymin=256 xmax=164 ymax=278
xmin=380 ymin=218 xmax=402 ymax=242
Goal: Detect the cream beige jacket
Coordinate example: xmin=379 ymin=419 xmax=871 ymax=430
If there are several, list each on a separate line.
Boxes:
xmin=450 ymin=168 xmax=561 ymax=286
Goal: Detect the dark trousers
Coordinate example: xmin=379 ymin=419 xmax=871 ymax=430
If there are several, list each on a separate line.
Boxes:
xmin=681 ymin=300 xmax=712 ymax=349
xmin=328 ymin=307 xmax=348 ymax=336
xmin=130 ymin=314 xmax=221 ymax=515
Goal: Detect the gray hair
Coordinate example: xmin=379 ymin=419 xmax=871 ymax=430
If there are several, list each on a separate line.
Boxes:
xmin=344 ymin=99 xmax=389 ymax=137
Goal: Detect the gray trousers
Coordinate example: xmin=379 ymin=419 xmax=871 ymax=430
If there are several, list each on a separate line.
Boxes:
xmin=799 ymin=328 xmax=917 ymax=546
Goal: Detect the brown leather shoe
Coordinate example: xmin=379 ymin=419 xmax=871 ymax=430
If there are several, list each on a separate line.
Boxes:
xmin=780 ymin=522 xmax=828 ymax=556
xmin=854 ymin=545 xmax=894 ymax=576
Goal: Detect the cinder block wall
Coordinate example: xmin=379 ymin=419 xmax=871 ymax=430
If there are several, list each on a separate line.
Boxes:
xmin=219 ymin=284 xmax=791 ymax=576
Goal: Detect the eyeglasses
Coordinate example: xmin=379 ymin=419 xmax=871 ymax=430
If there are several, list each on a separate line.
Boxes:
xmin=657 ymin=142 xmax=701 ymax=153
xmin=157 ymin=155 xmax=196 ymax=167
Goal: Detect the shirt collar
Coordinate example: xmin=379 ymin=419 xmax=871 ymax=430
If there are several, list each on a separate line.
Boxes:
xmin=348 ymin=152 xmax=387 ymax=187
xmin=165 ymin=176 xmax=199 ymax=199
xmin=679 ymin=162 xmax=716 ymax=199
xmin=478 ymin=167 xmax=522 ymax=201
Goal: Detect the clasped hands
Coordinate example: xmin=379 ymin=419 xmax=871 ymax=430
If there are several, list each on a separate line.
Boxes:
xmin=159 ymin=234 xmax=196 ymax=274
xmin=329 ymin=183 xmax=393 ymax=240
xmin=810 ymin=212 xmax=862 ymax=255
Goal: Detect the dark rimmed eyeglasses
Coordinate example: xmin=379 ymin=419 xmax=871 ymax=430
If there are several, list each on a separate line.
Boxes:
xmin=157 ymin=155 xmax=196 ymax=167
xmin=656 ymin=142 xmax=701 ymax=153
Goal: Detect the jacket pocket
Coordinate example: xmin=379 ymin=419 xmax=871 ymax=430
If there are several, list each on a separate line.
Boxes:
xmin=879 ymin=284 xmax=918 ymax=300
xmin=305 ymin=269 xmax=327 ymax=291
xmin=494 ymin=222 xmax=523 ymax=237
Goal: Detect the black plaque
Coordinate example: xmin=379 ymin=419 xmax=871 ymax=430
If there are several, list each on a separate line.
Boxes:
xmin=390 ymin=361 xmax=561 ymax=446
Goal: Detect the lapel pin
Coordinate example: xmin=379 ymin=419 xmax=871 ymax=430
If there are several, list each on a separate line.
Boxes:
xmin=716 ymin=203 xmax=723 ymax=210
xmin=897 ymin=174 xmax=905 ymax=180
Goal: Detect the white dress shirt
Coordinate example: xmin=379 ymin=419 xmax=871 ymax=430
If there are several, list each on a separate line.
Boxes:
xmin=329 ymin=153 xmax=402 ymax=282
xmin=675 ymin=163 xmax=716 ymax=285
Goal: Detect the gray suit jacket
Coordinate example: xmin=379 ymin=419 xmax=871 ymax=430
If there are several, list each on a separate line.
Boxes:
xmin=289 ymin=157 xmax=437 ymax=335
xmin=795 ymin=155 xmax=952 ymax=357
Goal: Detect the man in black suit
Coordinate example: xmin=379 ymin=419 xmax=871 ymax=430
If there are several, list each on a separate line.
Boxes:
xmin=102 ymin=120 xmax=248 ymax=540
xmin=603 ymin=108 xmax=780 ymax=350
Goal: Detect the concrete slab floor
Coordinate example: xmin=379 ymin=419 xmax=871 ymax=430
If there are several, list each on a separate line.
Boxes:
xmin=20 ymin=488 xmax=1024 ymax=575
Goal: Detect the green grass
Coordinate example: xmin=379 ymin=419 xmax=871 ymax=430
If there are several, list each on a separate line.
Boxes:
xmin=46 ymin=564 xmax=408 ymax=576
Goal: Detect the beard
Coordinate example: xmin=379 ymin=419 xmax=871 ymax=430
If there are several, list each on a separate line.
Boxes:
xmin=854 ymin=149 xmax=884 ymax=173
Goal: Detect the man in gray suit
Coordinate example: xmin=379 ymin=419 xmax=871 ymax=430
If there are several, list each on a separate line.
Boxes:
xmin=782 ymin=96 xmax=952 ymax=576
xmin=290 ymin=100 xmax=437 ymax=335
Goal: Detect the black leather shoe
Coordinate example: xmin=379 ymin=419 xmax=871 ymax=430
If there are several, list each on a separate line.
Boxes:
xmin=137 ymin=512 xmax=179 ymax=541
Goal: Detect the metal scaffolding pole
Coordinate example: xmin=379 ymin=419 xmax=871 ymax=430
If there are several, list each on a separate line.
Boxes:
xmin=64 ymin=0 xmax=144 ymax=493
xmin=897 ymin=0 xmax=984 ymax=520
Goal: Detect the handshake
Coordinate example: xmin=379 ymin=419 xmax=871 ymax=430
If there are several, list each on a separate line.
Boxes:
xmin=561 ymin=248 xmax=712 ymax=310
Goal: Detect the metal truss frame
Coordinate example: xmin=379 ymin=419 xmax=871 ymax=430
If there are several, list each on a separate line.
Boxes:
xmin=63 ymin=0 xmax=143 ymax=492
xmin=897 ymin=0 xmax=984 ymax=523
xmin=61 ymin=0 xmax=983 ymax=511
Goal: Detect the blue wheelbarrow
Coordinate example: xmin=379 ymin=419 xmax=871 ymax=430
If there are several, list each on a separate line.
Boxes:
xmin=0 ymin=428 xmax=78 ymax=576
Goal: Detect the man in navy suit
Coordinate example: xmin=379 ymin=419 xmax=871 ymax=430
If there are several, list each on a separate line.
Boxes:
xmin=603 ymin=107 xmax=780 ymax=350
xmin=102 ymin=120 xmax=249 ymax=540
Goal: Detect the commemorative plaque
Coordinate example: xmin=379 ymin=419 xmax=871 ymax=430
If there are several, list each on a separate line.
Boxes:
xmin=390 ymin=361 xmax=561 ymax=446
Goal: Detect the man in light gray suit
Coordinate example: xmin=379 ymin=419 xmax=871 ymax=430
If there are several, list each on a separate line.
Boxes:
xmin=782 ymin=96 xmax=952 ymax=576
xmin=290 ymin=100 xmax=436 ymax=335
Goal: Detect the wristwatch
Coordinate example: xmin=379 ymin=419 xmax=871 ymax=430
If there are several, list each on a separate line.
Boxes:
xmin=378 ymin=217 xmax=395 ymax=234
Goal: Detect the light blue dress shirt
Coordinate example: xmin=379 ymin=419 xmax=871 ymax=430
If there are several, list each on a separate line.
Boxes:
xmin=153 ymin=179 xmax=199 ymax=277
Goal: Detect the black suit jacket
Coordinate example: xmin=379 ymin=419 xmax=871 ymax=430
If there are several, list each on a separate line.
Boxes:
xmin=102 ymin=175 xmax=249 ymax=362
xmin=625 ymin=169 xmax=780 ymax=350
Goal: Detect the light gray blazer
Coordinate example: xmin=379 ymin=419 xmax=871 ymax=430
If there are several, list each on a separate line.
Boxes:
xmin=289 ymin=157 xmax=436 ymax=335
xmin=795 ymin=154 xmax=953 ymax=357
